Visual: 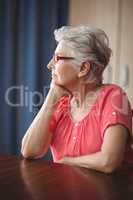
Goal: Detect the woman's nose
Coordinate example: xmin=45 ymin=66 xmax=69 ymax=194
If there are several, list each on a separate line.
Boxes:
xmin=47 ymin=59 xmax=55 ymax=70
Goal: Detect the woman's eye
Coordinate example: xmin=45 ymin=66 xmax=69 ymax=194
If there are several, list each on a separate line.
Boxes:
xmin=53 ymin=55 xmax=74 ymax=63
xmin=56 ymin=56 xmax=61 ymax=61
xmin=55 ymin=56 xmax=64 ymax=62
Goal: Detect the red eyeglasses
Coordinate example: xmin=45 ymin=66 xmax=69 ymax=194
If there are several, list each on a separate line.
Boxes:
xmin=53 ymin=54 xmax=74 ymax=64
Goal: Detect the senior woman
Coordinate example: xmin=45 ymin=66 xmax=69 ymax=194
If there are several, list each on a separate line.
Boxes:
xmin=21 ymin=25 xmax=133 ymax=173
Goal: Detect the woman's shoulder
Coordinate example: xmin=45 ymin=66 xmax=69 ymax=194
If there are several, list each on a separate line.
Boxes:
xmin=98 ymin=83 xmax=129 ymax=107
xmin=102 ymin=83 xmax=125 ymax=93
xmin=101 ymin=83 xmax=126 ymax=98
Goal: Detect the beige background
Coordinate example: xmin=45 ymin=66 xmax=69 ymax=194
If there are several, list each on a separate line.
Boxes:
xmin=68 ymin=0 xmax=133 ymax=106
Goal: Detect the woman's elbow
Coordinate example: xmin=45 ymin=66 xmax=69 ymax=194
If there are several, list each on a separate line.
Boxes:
xmin=21 ymin=148 xmax=36 ymax=159
xmin=102 ymin=165 xmax=117 ymax=174
xmin=21 ymin=146 xmax=45 ymax=159
xmin=102 ymin=158 xmax=122 ymax=174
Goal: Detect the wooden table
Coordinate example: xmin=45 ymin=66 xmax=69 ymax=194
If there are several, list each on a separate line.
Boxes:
xmin=0 ymin=155 xmax=133 ymax=200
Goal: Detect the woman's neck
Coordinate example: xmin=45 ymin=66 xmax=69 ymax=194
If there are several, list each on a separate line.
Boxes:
xmin=70 ymin=83 xmax=102 ymax=108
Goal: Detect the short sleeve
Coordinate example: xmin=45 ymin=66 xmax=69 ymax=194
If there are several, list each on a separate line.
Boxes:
xmin=49 ymin=96 xmax=69 ymax=133
xmin=100 ymin=86 xmax=132 ymax=139
xmin=49 ymin=112 xmax=57 ymax=133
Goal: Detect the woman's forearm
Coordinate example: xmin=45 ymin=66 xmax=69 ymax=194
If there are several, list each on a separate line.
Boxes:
xmin=58 ymin=151 xmax=121 ymax=173
xmin=21 ymin=88 xmax=59 ymax=158
xmin=58 ymin=126 xmax=127 ymax=173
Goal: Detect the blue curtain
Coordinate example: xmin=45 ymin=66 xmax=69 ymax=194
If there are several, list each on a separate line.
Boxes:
xmin=0 ymin=0 xmax=69 ymax=159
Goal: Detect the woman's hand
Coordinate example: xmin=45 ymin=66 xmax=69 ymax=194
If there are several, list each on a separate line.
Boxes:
xmin=49 ymin=79 xmax=72 ymax=102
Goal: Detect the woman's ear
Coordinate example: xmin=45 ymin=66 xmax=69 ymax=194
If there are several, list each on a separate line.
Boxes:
xmin=78 ymin=62 xmax=91 ymax=78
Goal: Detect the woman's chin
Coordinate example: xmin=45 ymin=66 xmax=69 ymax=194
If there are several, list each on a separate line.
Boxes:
xmin=52 ymin=77 xmax=68 ymax=88
xmin=54 ymin=81 xmax=67 ymax=89
xmin=53 ymin=77 xmax=63 ymax=86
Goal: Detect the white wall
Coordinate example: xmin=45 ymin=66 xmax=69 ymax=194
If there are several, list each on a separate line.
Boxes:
xmin=69 ymin=0 xmax=133 ymax=105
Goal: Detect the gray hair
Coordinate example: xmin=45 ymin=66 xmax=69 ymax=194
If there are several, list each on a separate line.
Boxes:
xmin=54 ymin=25 xmax=112 ymax=85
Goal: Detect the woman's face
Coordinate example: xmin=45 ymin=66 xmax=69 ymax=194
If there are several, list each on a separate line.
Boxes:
xmin=47 ymin=41 xmax=80 ymax=88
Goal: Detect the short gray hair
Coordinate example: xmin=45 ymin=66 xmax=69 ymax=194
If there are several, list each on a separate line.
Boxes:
xmin=54 ymin=25 xmax=112 ymax=84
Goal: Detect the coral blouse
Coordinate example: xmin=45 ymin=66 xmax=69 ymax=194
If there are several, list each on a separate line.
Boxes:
xmin=49 ymin=84 xmax=133 ymax=163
